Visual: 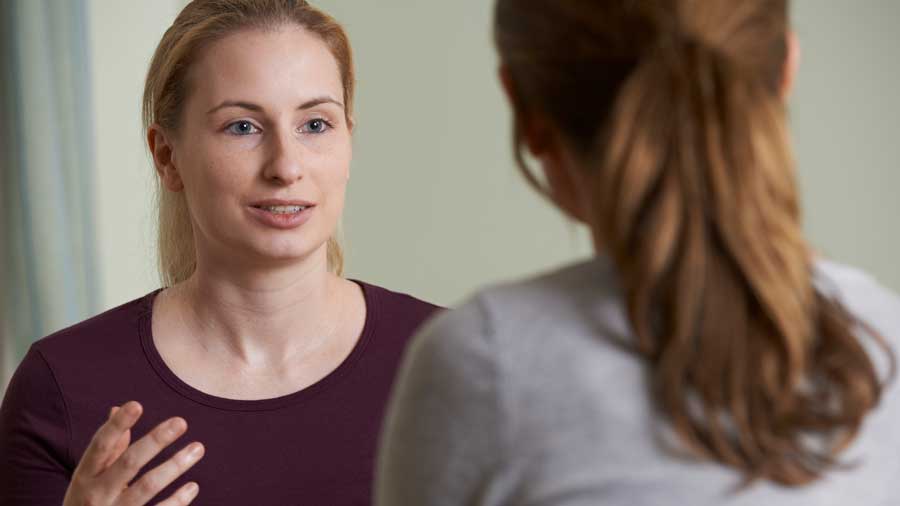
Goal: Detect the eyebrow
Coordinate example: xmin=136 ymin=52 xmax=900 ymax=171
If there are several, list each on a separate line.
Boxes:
xmin=206 ymin=97 xmax=344 ymax=115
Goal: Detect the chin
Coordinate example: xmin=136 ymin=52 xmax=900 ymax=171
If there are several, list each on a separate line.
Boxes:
xmin=250 ymin=239 xmax=327 ymax=265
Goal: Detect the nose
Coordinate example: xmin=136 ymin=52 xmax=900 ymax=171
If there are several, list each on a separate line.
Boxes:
xmin=262 ymin=128 xmax=304 ymax=185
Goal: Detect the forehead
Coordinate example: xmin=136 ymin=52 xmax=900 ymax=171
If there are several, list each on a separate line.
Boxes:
xmin=188 ymin=25 xmax=343 ymax=107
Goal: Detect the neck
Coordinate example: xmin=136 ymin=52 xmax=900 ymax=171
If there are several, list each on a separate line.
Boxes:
xmin=171 ymin=245 xmax=345 ymax=368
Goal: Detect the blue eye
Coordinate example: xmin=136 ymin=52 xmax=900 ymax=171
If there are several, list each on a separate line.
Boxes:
xmin=303 ymin=118 xmax=331 ymax=134
xmin=226 ymin=121 xmax=260 ymax=135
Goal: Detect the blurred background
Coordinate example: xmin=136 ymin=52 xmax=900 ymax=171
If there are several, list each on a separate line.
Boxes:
xmin=2 ymin=0 xmax=899 ymax=388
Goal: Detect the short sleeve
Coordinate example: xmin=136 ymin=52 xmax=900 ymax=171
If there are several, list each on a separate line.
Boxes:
xmin=375 ymin=296 xmax=511 ymax=506
xmin=0 ymin=345 xmax=73 ymax=504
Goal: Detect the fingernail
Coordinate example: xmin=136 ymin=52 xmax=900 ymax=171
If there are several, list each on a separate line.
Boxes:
xmin=185 ymin=482 xmax=199 ymax=496
xmin=167 ymin=417 xmax=187 ymax=435
xmin=109 ymin=406 xmax=118 ymax=419
xmin=188 ymin=442 xmax=204 ymax=459
xmin=124 ymin=402 xmax=141 ymax=417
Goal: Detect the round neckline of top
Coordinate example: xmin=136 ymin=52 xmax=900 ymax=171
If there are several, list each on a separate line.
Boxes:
xmin=136 ymin=280 xmax=380 ymax=412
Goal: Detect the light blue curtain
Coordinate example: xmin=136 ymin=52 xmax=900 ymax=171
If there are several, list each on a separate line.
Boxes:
xmin=1 ymin=0 xmax=99 ymax=384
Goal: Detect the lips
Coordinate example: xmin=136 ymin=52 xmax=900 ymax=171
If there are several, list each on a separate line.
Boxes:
xmin=253 ymin=204 xmax=307 ymax=214
xmin=246 ymin=199 xmax=316 ymax=229
xmin=250 ymin=199 xmax=315 ymax=211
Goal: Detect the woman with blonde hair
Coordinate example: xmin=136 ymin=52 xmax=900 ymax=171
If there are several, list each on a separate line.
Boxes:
xmin=0 ymin=1 xmax=438 ymax=504
xmin=377 ymin=1 xmax=900 ymax=504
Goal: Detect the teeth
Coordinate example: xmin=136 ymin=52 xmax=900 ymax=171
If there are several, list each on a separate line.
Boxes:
xmin=261 ymin=205 xmax=305 ymax=214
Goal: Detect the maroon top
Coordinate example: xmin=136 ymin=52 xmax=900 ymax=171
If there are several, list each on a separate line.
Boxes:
xmin=0 ymin=282 xmax=440 ymax=505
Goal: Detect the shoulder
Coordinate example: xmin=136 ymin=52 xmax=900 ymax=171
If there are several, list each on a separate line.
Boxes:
xmin=1 ymin=345 xmax=75 ymax=472
xmin=355 ymin=280 xmax=443 ymax=335
xmin=815 ymin=259 xmax=900 ymax=393
xmin=413 ymin=257 xmax=647 ymax=426
xmin=396 ymin=258 xmax=645 ymax=467
xmin=31 ymin=291 xmax=157 ymax=367
xmin=24 ymin=292 xmax=159 ymax=407
xmin=409 ymin=256 xmax=626 ymax=385
xmin=815 ymin=259 xmax=900 ymax=338
xmin=409 ymin=293 xmax=493 ymax=370
xmin=448 ymin=257 xmax=627 ymax=353
xmin=480 ymin=256 xmax=618 ymax=312
xmin=1 ymin=292 xmax=157 ymax=469
xmin=815 ymin=259 xmax=900 ymax=301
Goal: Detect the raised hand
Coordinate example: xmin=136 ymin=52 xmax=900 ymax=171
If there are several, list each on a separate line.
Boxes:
xmin=63 ymin=401 xmax=205 ymax=506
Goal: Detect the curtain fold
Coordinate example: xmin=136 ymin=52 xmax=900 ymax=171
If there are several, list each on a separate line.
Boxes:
xmin=1 ymin=0 xmax=99 ymax=387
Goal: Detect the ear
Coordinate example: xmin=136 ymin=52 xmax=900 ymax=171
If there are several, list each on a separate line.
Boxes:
xmin=499 ymin=65 xmax=589 ymax=223
xmin=342 ymin=116 xmax=354 ymax=182
xmin=147 ymin=125 xmax=184 ymax=192
xmin=781 ymin=31 xmax=800 ymax=99
xmin=499 ymin=65 xmax=553 ymax=157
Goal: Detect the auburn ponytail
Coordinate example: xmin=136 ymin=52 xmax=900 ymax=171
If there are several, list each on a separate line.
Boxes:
xmin=496 ymin=0 xmax=892 ymax=485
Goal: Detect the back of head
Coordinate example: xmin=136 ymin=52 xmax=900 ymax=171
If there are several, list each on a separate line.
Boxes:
xmin=143 ymin=0 xmax=353 ymax=286
xmin=495 ymin=0 xmax=891 ymax=486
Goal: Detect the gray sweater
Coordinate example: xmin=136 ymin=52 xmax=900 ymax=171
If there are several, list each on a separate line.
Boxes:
xmin=376 ymin=257 xmax=900 ymax=506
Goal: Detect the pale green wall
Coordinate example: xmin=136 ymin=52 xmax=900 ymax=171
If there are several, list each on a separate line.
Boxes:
xmin=792 ymin=0 xmax=900 ymax=293
xmin=90 ymin=1 xmax=899 ymax=311
xmin=322 ymin=0 xmax=900 ymax=306
xmin=321 ymin=1 xmax=592 ymax=306
xmin=90 ymin=0 xmax=179 ymax=310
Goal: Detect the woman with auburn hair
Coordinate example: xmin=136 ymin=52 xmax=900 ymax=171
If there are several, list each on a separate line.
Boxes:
xmin=0 ymin=1 xmax=439 ymax=504
xmin=377 ymin=1 xmax=899 ymax=504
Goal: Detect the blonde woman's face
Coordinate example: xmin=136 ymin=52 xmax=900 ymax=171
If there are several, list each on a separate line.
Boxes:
xmin=172 ymin=26 xmax=351 ymax=269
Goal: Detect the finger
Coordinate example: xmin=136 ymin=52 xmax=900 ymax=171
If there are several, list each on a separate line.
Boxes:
xmin=153 ymin=482 xmax=199 ymax=506
xmin=79 ymin=401 xmax=143 ymax=476
xmin=99 ymin=406 xmax=130 ymax=470
xmin=101 ymin=417 xmax=188 ymax=488
xmin=100 ymin=426 xmax=132 ymax=471
xmin=118 ymin=442 xmax=205 ymax=506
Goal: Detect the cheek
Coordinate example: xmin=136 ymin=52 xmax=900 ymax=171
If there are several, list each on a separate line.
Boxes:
xmin=312 ymin=160 xmax=349 ymax=228
xmin=313 ymin=140 xmax=352 ymax=190
xmin=184 ymin=147 xmax=251 ymax=192
xmin=181 ymin=160 xmax=252 ymax=228
xmin=319 ymin=164 xmax=349 ymax=209
xmin=178 ymin=126 xmax=253 ymax=183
